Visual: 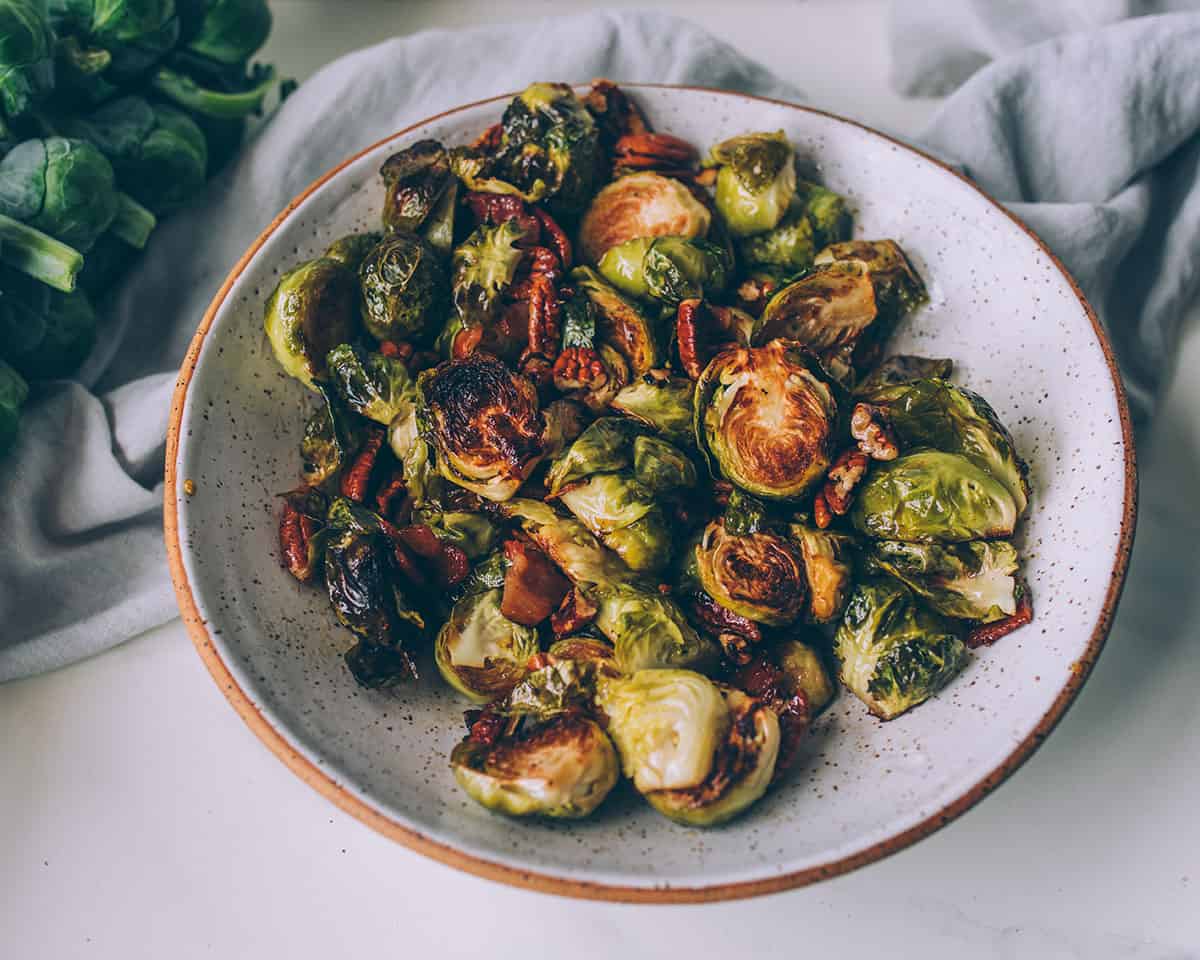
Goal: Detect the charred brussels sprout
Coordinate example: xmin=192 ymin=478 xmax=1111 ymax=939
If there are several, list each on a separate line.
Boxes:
xmin=541 ymin=397 xmax=587 ymax=461
xmin=693 ymin=519 xmax=806 ymax=625
xmin=789 ymin=521 xmax=856 ymax=624
xmin=0 ymin=358 xmax=28 ymax=456
xmin=834 ymin=578 xmax=967 ymax=720
xmin=451 ymin=218 xmax=529 ymax=330
xmin=610 ymin=374 xmax=694 ymax=446
xmin=420 ymin=354 xmax=545 ymax=502
xmin=263 ymin=257 xmax=359 ymax=390
xmin=775 ymin=639 xmax=835 ymax=714
xmin=694 ymin=339 xmax=838 ymax=501
xmin=866 ymin=539 xmax=1020 ymax=623
xmin=300 ymin=388 xmax=361 ymax=487
xmin=851 ymin=450 xmax=1020 ymax=542
xmin=0 ymin=1 xmax=55 ymax=135
xmin=451 ymin=714 xmax=618 ymax=818
xmin=814 ymin=240 xmax=927 ymax=315
xmin=325 ymin=343 xmax=414 ymax=426
xmin=359 ymin=232 xmax=446 ymax=343
xmin=706 ymin=131 xmax=796 ymax=237
xmin=572 ymin=266 xmax=660 ymax=377
xmin=184 ymin=0 xmax=272 ymax=65
xmin=435 ymin=588 xmax=540 ymax=703
xmin=859 ymin=377 xmax=1030 ymax=514
xmin=498 ymin=498 xmax=627 ymax=586
xmin=379 ymin=139 xmax=455 ymax=241
xmin=578 ymin=171 xmax=710 ymax=264
xmin=324 ymin=232 xmax=382 ymax=272
xmin=645 ymin=687 xmax=780 ymax=827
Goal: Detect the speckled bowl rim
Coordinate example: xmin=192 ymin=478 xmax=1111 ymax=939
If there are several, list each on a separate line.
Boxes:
xmin=163 ymin=84 xmax=1138 ymax=903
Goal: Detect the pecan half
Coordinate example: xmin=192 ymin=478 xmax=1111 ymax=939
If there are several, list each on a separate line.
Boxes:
xmin=374 ymin=469 xmax=407 ymax=520
xmin=552 ymin=346 xmax=609 ymax=392
xmin=278 ymin=489 xmax=322 ymax=582
xmin=813 ymin=490 xmax=833 ymax=529
xmin=823 ymin=449 xmax=870 ymax=516
xmin=522 ymin=271 xmax=561 ymax=361
xmin=613 ymin=132 xmax=699 ymax=173
xmin=676 ymin=297 xmax=719 ymax=380
xmin=471 ymin=122 xmax=503 ymax=153
xmin=531 ymin=206 xmax=572 ymax=270
xmin=340 ymin=427 xmax=385 ymax=502
xmin=690 ymin=591 xmax=762 ymax=644
xmin=851 ymin=402 xmax=900 ymax=460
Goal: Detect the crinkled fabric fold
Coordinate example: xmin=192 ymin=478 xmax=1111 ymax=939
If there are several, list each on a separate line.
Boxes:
xmin=0 ymin=11 xmax=802 ymax=681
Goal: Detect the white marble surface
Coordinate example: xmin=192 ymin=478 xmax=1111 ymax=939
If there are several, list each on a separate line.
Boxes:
xmin=2 ymin=2 xmax=1198 ymax=956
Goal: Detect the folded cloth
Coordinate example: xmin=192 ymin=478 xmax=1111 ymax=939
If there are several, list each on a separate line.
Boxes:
xmin=0 ymin=11 xmax=801 ymax=681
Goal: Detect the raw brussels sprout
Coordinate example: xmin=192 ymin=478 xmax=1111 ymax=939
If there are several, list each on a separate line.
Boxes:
xmin=595 ymin=585 xmax=718 ymax=673
xmin=598 ymin=669 xmax=730 ymax=792
xmin=572 ymin=266 xmax=660 ymax=376
xmin=359 ymin=231 xmax=447 ymax=343
xmin=263 ymin=257 xmax=359 ymax=390
xmin=299 ymin=387 xmax=361 ymax=487
xmin=0 ymin=1 xmax=56 ymax=135
xmin=693 ymin=519 xmax=806 ymax=625
xmin=184 ymin=0 xmax=272 ymax=66
xmin=325 ymin=343 xmax=413 ymax=426
xmin=854 ymin=354 xmax=953 ymax=395
xmin=597 ymin=236 xmax=652 ymax=299
xmin=788 ymin=521 xmax=855 ymax=624
xmin=324 ymin=232 xmax=382 ymax=272
xmin=411 ymin=506 xmax=498 ymax=560
xmin=775 ymin=639 xmax=835 ymax=714
xmin=694 ymin=338 xmax=838 ymax=500
xmin=610 ymin=373 xmax=694 ymax=446
xmin=641 ymin=236 xmax=730 ymax=305
xmin=0 ymin=279 xmax=96 ymax=379
xmin=858 ymin=378 xmax=1030 ymax=514
xmin=866 ymin=539 xmax=1020 ymax=623
xmin=450 ymin=82 xmax=599 ymax=218
xmin=645 ymin=687 xmax=780 ymax=827
xmin=851 ymin=450 xmax=1021 ymax=543
xmin=546 ymin=416 xmax=640 ymax=495
xmin=706 ymin=131 xmax=797 ymax=237
xmin=451 ymin=714 xmax=618 ymax=819
xmin=578 ymin=170 xmax=711 ymax=264
xmin=60 ymin=96 xmax=208 ymax=216
xmin=451 ymin=218 xmax=529 ymax=330
xmin=0 ymin=358 xmax=28 ymax=456
xmin=420 ymin=354 xmax=545 ymax=502
xmin=435 ymin=588 xmax=540 ymax=703
xmin=834 ymin=578 xmax=968 ymax=720
xmin=632 ymin=434 xmax=696 ymax=494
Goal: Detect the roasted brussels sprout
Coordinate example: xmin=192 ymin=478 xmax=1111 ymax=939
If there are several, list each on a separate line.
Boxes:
xmin=858 ymin=378 xmax=1030 ymax=514
xmin=498 ymin=498 xmax=626 ymax=585
xmin=814 ymin=240 xmax=927 ymax=315
xmin=325 ymin=343 xmax=414 ymax=426
xmin=706 ymin=131 xmax=796 ymax=237
xmin=540 ymin=397 xmax=587 ymax=461
xmin=557 ymin=472 xmax=655 ymax=535
xmin=451 ymin=713 xmax=618 ymax=818
xmin=788 ymin=521 xmax=855 ymax=623
xmin=644 ymin=686 xmax=780 ymax=827
xmin=411 ymin=505 xmax=498 ymax=560
xmin=693 ymin=519 xmax=806 ymax=625
xmin=851 ymin=450 xmax=1021 ymax=542
xmin=866 ymin=539 xmax=1020 ymax=623
xmin=595 ymin=585 xmax=718 ymax=673
xmin=263 ymin=257 xmax=358 ymax=390
xmin=572 ymin=266 xmax=660 ymax=376
xmin=379 ymin=139 xmax=456 ymax=245
xmin=358 ymin=231 xmax=446 ymax=343
xmin=451 ymin=82 xmax=599 ymax=218
xmin=834 ymin=578 xmax=968 ymax=720
xmin=451 ymin=218 xmax=529 ymax=330
xmin=775 ymin=639 xmax=835 ymax=714
xmin=547 ymin=635 xmax=617 ymax=670
xmin=299 ymin=387 xmax=360 ymax=487
xmin=184 ymin=0 xmax=272 ymax=65
xmin=420 ymin=353 xmax=545 ymax=501
xmin=632 ymin=434 xmax=696 ymax=494
xmin=854 ymin=354 xmax=953 ymax=395
xmin=598 ymin=669 xmax=730 ymax=792
xmin=545 ymin=416 xmax=640 ymax=495
xmin=0 ymin=357 xmax=28 ymax=456
xmin=600 ymin=508 xmax=674 ymax=575
xmin=641 ymin=236 xmax=730 ymax=305
xmin=737 ymin=180 xmax=850 ymax=274
xmin=323 ymin=232 xmax=381 ymax=272
xmin=0 ymin=283 xmax=96 ymax=379
xmin=435 ymin=588 xmax=540 ymax=703
xmin=610 ymin=373 xmax=694 ymax=446
xmin=60 ymin=96 xmax=208 ymax=215
xmin=0 ymin=1 xmax=55 ymax=136
xmin=723 ymin=487 xmax=767 ymax=535
xmin=597 ymin=236 xmax=652 ymax=299
xmin=578 ymin=170 xmax=711 ymax=264
xmin=694 ymin=339 xmax=838 ymax=500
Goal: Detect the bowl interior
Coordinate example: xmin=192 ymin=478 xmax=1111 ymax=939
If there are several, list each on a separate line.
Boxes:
xmin=170 ymin=87 xmax=1130 ymax=896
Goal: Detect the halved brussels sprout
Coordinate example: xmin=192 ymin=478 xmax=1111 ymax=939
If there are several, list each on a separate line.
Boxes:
xmin=324 ymin=232 xmax=383 ymax=272
xmin=814 ymin=239 xmax=926 ymax=315
xmin=451 ymin=218 xmax=530 ymax=330
xmin=775 ymin=639 xmax=835 ymax=714
xmin=326 ymin=343 xmax=414 ymax=425
xmin=834 ymin=578 xmax=968 ymax=720
xmin=420 ymin=354 xmax=545 ymax=502
xmin=435 ymin=588 xmax=540 ymax=703
xmin=598 ymin=669 xmax=731 ymax=792
xmin=642 ymin=236 xmax=731 ymax=305
xmin=706 ymin=131 xmax=797 ymax=237
xmin=503 ymin=658 xmax=603 ymax=718
xmin=632 ymin=434 xmax=696 ymax=494
xmin=753 ymin=262 xmax=877 ymax=354
xmin=788 ymin=522 xmax=856 ymax=623
xmin=645 ymin=687 xmax=780 ymax=827
xmin=694 ymin=519 xmax=806 ymax=625
xmin=263 ymin=257 xmax=359 ymax=390
xmin=359 ymin=231 xmax=447 ymax=343
xmin=557 ymin=472 xmax=656 ymax=535
xmin=547 ymin=636 xmax=617 ymax=669
xmin=867 ymin=540 xmax=1020 ymax=623
xmin=379 ymin=139 xmax=453 ymax=236
xmin=451 ymin=714 xmax=618 ymax=818
xmin=694 ymin=339 xmax=838 ymax=500
xmin=595 ymin=585 xmax=718 ymax=673
xmin=851 ymin=450 xmax=1020 ymax=542
xmin=858 ymin=378 xmax=1030 ymax=514
xmin=597 ymin=236 xmax=653 ymax=299
xmin=546 ymin=416 xmax=641 ymax=495
xmin=610 ymin=373 xmax=695 ymax=446
xmin=600 ymin=506 xmax=674 ymax=574
xmin=854 ymin=355 xmax=953 ymax=395
xmin=578 ymin=171 xmax=711 ymax=264
xmin=736 ymin=179 xmax=850 ymax=274
xmin=572 ymin=266 xmax=661 ymax=376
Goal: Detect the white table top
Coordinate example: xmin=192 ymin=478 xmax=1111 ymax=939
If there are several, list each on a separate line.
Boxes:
xmin=4 ymin=2 xmax=1199 ymax=956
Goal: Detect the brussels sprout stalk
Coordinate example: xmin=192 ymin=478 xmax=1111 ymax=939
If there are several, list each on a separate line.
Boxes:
xmin=151 ymin=63 xmax=277 ymax=119
xmin=0 ymin=212 xmax=84 ymax=292
xmin=108 ymin=191 xmax=156 ymax=249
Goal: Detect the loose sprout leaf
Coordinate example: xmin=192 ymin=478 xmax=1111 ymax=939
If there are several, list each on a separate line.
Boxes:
xmin=867 ymin=539 xmax=1019 ymax=623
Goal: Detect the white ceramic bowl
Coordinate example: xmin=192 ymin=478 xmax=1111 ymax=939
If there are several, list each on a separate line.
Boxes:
xmin=165 ymin=85 xmax=1136 ymax=902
